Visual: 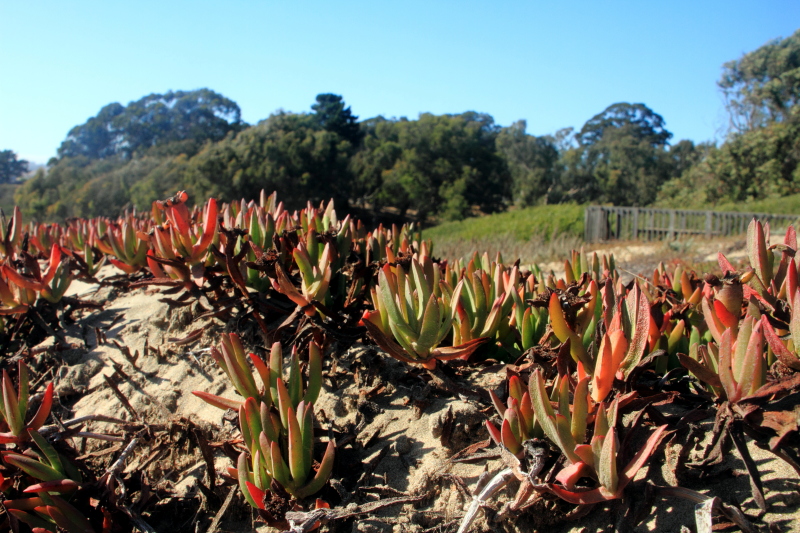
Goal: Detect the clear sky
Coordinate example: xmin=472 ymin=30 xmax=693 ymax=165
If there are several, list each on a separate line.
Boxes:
xmin=1 ymin=1 xmax=798 ymax=164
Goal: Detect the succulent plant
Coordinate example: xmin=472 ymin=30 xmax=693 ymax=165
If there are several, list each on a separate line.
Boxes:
xmin=452 ymin=257 xmax=514 ymax=347
xmin=236 ymin=393 xmax=334 ymax=502
xmin=4 ymin=492 xmax=95 ymax=533
xmin=363 ymin=257 xmax=487 ymax=369
xmin=95 ymin=214 xmax=149 ymax=275
xmin=194 ymin=335 xmax=332 ymax=502
xmin=486 ymin=375 xmax=541 ymax=456
xmin=0 ymin=362 xmax=54 ymax=443
xmin=273 ymin=239 xmax=333 ymax=317
xmin=3 ymin=430 xmax=82 ymax=490
xmin=150 ymin=192 xmax=219 ymax=286
xmin=529 ymin=369 xmax=667 ymax=503
xmin=680 ymin=312 xmax=767 ymax=401
xmin=0 ymin=244 xmax=73 ymax=310
xmin=0 ymin=206 xmax=23 ymax=259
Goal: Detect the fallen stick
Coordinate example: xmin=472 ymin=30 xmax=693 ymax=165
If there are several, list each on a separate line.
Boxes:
xmin=283 ymin=493 xmax=429 ymax=533
xmin=205 ymin=486 xmax=237 ymax=533
xmin=456 ymin=468 xmax=515 ymax=533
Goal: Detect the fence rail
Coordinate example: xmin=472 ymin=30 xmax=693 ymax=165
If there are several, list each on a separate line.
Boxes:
xmin=584 ymin=206 xmax=800 ymax=243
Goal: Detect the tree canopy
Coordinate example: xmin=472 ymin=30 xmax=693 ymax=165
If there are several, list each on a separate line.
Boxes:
xmin=495 ymin=121 xmax=560 ymax=207
xmin=312 ymin=94 xmax=363 ymax=146
xmin=175 ymin=111 xmax=355 ymax=211
xmin=657 ymin=32 xmax=800 ymax=208
xmin=555 ymin=103 xmax=676 ymax=206
xmin=0 ymin=150 xmax=29 ymax=184
xmin=352 ymin=112 xmax=510 ymax=220
xmin=57 ymin=89 xmax=244 ymax=160
xmin=577 ymin=102 xmax=672 ymax=147
xmin=720 ymin=29 xmax=800 ymax=132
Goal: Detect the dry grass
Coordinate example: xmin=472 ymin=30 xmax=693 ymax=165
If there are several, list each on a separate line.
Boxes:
xmin=431 ymin=230 xmax=584 ymax=266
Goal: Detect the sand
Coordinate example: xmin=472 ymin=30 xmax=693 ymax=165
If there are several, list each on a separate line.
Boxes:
xmin=28 ymin=255 xmax=799 ymax=533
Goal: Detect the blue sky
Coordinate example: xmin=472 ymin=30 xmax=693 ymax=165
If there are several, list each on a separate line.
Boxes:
xmin=1 ymin=1 xmax=798 ymax=164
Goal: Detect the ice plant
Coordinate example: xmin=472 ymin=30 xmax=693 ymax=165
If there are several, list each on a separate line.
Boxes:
xmin=681 ymin=314 xmax=766 ymax=402
xmin=194 ymin=335 xmax=332 ymax=503
xmin=0 ymin=362 xmax=54 ymax=443
xmin=763 ymin=298 xmax=800 ymax=371
xmin=193 ymin=333 xmax=322 ymax=412
xmin=485 ymin=375 xmax=540 ymax=456
xmin=591 ymin=313 xmax=629 ymax=403
xmin=701 ymin=270 xmax=754 ymax=342
xmin=548 ymin=291 xmax=594 ymax=371
xmin=0 ymin=206 xmax=23 ymax=259
xmin=236 ymin=392 xmax=334 ymax=501
xmin=4 ymin=493 xmax=93 ymax=533
xmin=715 ymin=219 xmax=778 ymax=309
xmin=151 ymin=191 xmax=219 ymax=285
xmin=227 ymin=196 xmax=291 ymax=292
xmin=452 ymin=260 xmax=514 ymax=346
xmin=2 ymin=430 xmax=82 ymax=489
xmin=272 ymin=237 xmax=333 ymax=316
xmin=746 ymin=218 xmax=773 ymax=297
xmin=27 ymin=222 xmax=62 ymax=257
xmin=548 ymin=281 xmax=648 ymax=388
xmin=716 ymin=315 xmax=766 ymax=402
xmin=76 ymin=241 xmax=107 ymax=279
xmin=506 ymin=267 xmax=548 ymax=353
xmin=96 ymin=214 xmax=149 ymax=274
xmin=0 ymin=244 xmax=73 ymax=308
xmin=529 ymin=370 xmax=591 ymax=467
xmin=529 ymin=369 xmax=667 ymax=503
xmin=363 ymin=257 xmax=487 ymax=369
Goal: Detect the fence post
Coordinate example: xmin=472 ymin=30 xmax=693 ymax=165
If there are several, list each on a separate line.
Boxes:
xmin=584 ymin=207 xmax=591 ymax=242
xmin=705 ymin=211 xmax=712 ymax=238
xmin=668 ymin=211 xmax=676 ymax=240
xmin=632 ymin=208 xmax=639 ymax=240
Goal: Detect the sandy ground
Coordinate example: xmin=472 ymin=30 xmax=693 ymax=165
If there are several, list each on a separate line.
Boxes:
xmin=37 ymin=243 xmax=800 ymax=533
xmin=538 ymin=235 xmax=749 ymax=281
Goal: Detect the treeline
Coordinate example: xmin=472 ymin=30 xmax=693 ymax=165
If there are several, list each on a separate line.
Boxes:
xmin=11 ymin=97 xmax=695 ymax=222
xmin=13 ymin=29 xmax=800 ymax=222
xmin=659 ymin=28 xmax=800 ymax=208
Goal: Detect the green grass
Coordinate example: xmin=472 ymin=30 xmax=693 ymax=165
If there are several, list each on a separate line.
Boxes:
xmin=655 ymin=193 xmax=800 ymax=215
xmin=424 ymin=204 xmax=585 ymax=242
xmin=710 ymin=194 xmax=800 ymax=215
xmin=422 ymin=204 xmax=585 ymax=264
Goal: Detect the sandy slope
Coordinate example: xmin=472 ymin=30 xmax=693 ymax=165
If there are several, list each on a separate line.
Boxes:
xmin=41 ymin=248 xmax=800 ymax=533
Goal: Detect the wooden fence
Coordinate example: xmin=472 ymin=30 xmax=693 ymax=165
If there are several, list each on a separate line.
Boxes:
xmin=584 ymin=206 xmax=800 ymax=243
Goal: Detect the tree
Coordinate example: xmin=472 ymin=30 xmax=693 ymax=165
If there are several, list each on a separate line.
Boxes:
xmin=349 ymin=117 xmax=403 ymax=208
xmin=180 ymin=111 xmax=355 ymax=210
xmin=671 ymin=110 xmax=800 ymax=205
xmin=57 ymin=103 xmax=126 ymax=160
xmin=0 ymin=150 xmax=29 ymax=183
xmin=577 ymin=102 xmax=672 ymax=147
xmin=57 ymin=89 xmax=244 ymax=160
xmin=719 ymin=29 xmax=800 ymax=132
xmin=556 ymin=103 xmax=674 ymax=205
xmin=496 ymin=121 xmax=560 ymax=207
xmin=312 ymin=94 xmax=363 ymax=146
xmin=664 ymin=140 xmax=705 ymax=180
xmin=549 ymin=127 xmax=576 ymax=153
xmin=587 ymin=128 xmax=672 ymax=205
xmin=369 ymin=112 xmax=510 ymax=220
